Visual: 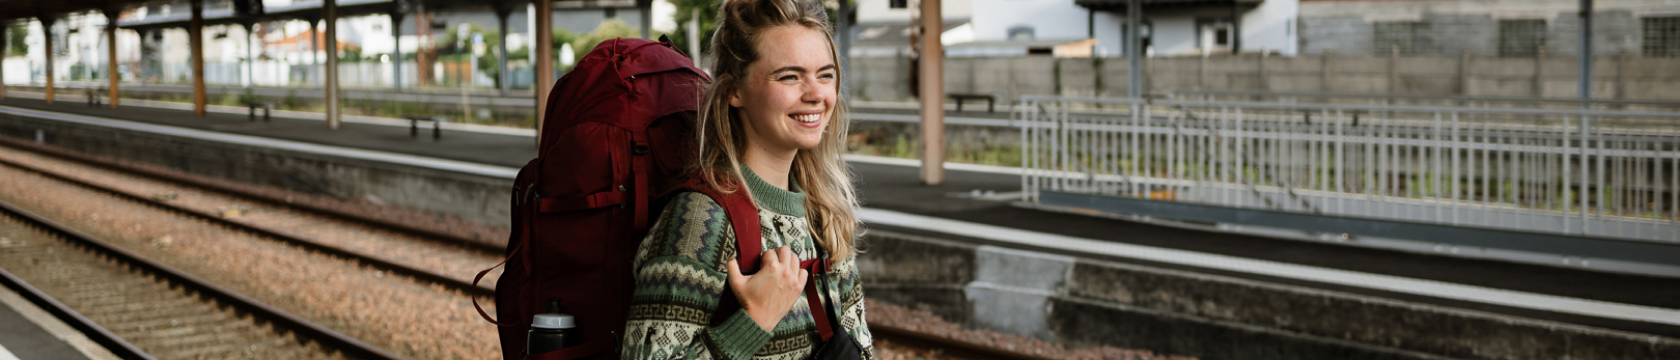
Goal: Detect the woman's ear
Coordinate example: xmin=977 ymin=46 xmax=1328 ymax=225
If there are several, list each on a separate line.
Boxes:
xmin=728 ymin=86 xmax=744 ymax=108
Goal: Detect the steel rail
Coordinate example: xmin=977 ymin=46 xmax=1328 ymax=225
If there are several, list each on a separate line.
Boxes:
xmin=0 ymin=144 xmax=495 ymax=297
xmin=0 ymin=137 xmax=505 ymax=252
xmin=0 ymin=267 xmax=152 ymax=360
xmin=0 ymin=199 xmax=410 ymax=360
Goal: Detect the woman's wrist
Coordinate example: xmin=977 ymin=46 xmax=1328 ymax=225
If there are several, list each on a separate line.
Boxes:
xmin=747 ymin=306 xmax=778 ymax=332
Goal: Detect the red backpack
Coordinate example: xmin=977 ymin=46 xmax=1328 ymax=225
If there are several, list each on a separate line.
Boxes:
xmin=477 ymin=36 xmax=842 ymax=360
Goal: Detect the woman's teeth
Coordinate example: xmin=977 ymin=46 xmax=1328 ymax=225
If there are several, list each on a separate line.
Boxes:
xmin=792 ymin=114 xmax=820 ymax=123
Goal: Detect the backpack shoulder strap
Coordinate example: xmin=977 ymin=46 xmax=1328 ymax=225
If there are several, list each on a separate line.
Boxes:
xmin=666 ymin=176 xmax=764 ymax=273
xmin=665 ymin=175 xmax=837 ymax=341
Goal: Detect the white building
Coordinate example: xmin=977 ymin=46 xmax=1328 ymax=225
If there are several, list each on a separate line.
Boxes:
xmin=851 ymin=0 xmax=1300 ymax=57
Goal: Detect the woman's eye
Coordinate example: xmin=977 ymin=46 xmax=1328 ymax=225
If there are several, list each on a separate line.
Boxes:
xmin=818 ymin=73 xmax=836 ymax=81
xmin=778 ymin=75 xmax=799 ymax=82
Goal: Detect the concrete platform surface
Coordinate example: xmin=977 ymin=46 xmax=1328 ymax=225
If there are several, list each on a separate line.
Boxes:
xmin=0 ymin=279 xmax=116 ymax=360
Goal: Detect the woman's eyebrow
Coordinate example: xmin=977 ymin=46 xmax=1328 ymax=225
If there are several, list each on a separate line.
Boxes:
xmin=769 ymin=64 xmax=838 ymax=74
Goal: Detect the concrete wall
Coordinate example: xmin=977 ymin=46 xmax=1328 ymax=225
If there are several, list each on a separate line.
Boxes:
xmin=847 ymin=53 xmax=1680 ymax=102
xmin=1299 ymin=0 xmax=1675 ymax=57
xmin=0 ymin=112 xmax=512 ymax=227
xmin=858 ymin=230 xmax=1680 ymax=360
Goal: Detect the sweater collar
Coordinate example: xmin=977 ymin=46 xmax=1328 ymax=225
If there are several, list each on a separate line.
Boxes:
xmin=742 ymin=167 xmax=806 ymax=217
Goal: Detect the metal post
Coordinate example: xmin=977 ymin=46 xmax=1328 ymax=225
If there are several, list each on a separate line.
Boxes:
xmin=1 ymin=23 xmax=6 ymax=100
xmin=1127 ymin=0 xmax=1140 ymax=98
xmin=920 ymin=0 xmax=945 ymax=185
xmin=640 ymin=0 xmax=652 ymax=39
xmin=41 ymin=17 xmax=56 ymax=104
xmin=391 ymin=12 xmax=403 ymax=92
xmin=189 ymin=2 xmax=206 ymax=114
xmin=497 ymin=5 xmax=511 ymax=96
xmin=838 ymin=0 xmax=850 ymax=94
xmin=243 ymin=22 xmax=255 ymax=90
xmin=1578 ymin=0 xmax=1592 ymax=100
xmin=309 ymin=18 xmax=318 ymax=86
xmin=1230 ymin=1 xmax=1241 ymax=54
xmin=325 ymin=0 xmax=341 ymax=129
xmin=106 ymin=10 xmax=121 ymax=108
xmin=688 ymin=8 xmax=700 ymax=66
xmin=535 ymin=0 xmax=554 ymax=142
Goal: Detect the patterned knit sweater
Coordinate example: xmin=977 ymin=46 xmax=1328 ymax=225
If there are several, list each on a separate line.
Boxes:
xmin=622 ymin=169 xmax=874 ymax=360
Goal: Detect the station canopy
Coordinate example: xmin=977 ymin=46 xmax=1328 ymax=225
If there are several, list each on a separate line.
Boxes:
xmin=1074 ymin=0 xmax=1261 ymax=12
xmin=2 ymin=0 xmax=539 ymax=29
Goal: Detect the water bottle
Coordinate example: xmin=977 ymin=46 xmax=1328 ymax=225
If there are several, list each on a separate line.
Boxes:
xmin=528 ymin=298 xmax=582 ymax=355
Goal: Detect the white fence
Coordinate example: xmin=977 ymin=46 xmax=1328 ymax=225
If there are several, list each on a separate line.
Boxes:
xmin=1019 ymin=97 xmax=1680 ymax=243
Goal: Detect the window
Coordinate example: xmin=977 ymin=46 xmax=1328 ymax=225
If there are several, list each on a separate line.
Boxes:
xmin=889 ymin=0 xmax=907 ymax=9
xmin=1373 ymin=21 xmax=1420 ymax=55
xmin=1498 ymin=19 xmax=1546 ymax=57
xmin=1644 ymin=16 xmax=1680 ymax=57
xmin=1007 ymin=26 xmax=1034 ymax=40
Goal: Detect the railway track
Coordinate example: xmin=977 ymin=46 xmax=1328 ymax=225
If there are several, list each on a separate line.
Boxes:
xmin=0 ymin=143 xmax=503 ymax=358
xmin=0 ymin=143 xmax=499 ymax=297
xmin=0 ymin=141 xmax=1080 ymax=359
xmin=0 ymin=198 xmax=403 ymax=359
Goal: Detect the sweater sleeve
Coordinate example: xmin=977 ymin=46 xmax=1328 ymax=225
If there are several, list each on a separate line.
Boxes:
xmin=623 ymin=193 xmax=772 ymax=360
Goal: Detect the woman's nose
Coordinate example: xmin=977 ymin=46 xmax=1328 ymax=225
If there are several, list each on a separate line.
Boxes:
xmin=801 ymin=78 xmax=832 ymax=103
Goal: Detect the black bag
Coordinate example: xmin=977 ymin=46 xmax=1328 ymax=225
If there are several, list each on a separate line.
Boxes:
xmin=806 ymin=247 xmax=864 ymax=360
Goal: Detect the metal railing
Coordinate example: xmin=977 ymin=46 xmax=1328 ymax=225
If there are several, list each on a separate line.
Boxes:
xmin=1020 ymin=96 xmax=1680 ymax=243
xmin=1167 ymin=89 xmax=1680 ymax=112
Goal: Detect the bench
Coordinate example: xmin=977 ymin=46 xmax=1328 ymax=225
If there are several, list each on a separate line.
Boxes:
xmin=244 ymin=101 xmax=275 ymax=122
xmin=948 ymin=93 xmax=997 ymax=113
xmin=85 ymin=87 xmax=108 ymax=107
xmin=402 ymin=115 xmax=444 ymax=140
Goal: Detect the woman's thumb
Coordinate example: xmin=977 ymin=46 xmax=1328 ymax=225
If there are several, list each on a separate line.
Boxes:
xmin=725 ymin=258 xmax=745 ymax=285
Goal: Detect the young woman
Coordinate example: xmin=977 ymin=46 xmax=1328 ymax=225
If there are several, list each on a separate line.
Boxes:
xmin=620 ymin=0 xmax=872 ymax=358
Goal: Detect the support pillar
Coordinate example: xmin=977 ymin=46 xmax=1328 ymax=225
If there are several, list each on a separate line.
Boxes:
xmin=688 ymin=8 xmax=700 ymax=65
xmin=535 ymin=0 xmax=553 ymax=141
xmin=192 ymin=1 xmax=206 ymax=114
xmin=639 ymin=0 xmax=652 ymax=39
xmin=41 ymin=17 xmax=56 ymax=104
xmin=391 ymin=12 xmax=404 ymax=92
xmin=1230 ymin=2 xmax=1241 ymax=54
xmin=1578 ymin=0 xmax=1593 ymax=100
xmin=243 ymin=22 xmax=255 ymax=90
xmin=2 ymin=23 xmax=8 ymax=100
xmin=838 ymin=0 xmax=850 ymax=93
xmin=1320 ymin=49 xmax=1331 ymax=93
xmin=309 ymin=18 xmax=319 ymax=86
xmin=496 ymin=5 xmax=511 ymax=96
xmin=919 ymin=0 xmax=944 ymax=185
xmin=107 ymin=10 xmax=121 ymax=108
xmin=1459 ymin=48 xmax=1470 ymax=96
xmin=1127 ymin=0 xmax=1140 ymax=97
xmin=325 ymin=0 xmax=341 ymax=129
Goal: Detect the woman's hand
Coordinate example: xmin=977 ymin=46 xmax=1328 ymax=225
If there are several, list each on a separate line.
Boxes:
xmin=726 ymin=246 xmax=809 ymax=332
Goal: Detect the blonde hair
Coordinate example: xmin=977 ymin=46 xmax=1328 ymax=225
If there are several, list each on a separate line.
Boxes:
xmin=694 ymin=0 xmax=860 ymax=261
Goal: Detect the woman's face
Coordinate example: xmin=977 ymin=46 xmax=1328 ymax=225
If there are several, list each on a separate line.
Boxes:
xmin=730 ymin=25 xmax=837 ymax=156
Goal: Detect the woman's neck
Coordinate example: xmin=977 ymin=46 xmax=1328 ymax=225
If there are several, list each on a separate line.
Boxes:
xmin=743 ymin=147 xmax=796 ymax=190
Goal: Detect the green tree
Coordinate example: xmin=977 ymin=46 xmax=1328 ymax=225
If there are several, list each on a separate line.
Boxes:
xmin=6 ymin=24 xmax=25 ymax=55
xmin=664 ymin=0 xmax=851 ymax=59
xmin=570 ymin=20 xmax=638 ymax=63
xmin=668 ymin=0 xmax=720 ymax=56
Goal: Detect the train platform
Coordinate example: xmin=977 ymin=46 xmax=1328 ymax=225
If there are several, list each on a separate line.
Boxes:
xmin=0 ymin=94 xmax=1676 ymax=342
xmin=0 ymin=276 xmax=114 ymax=360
